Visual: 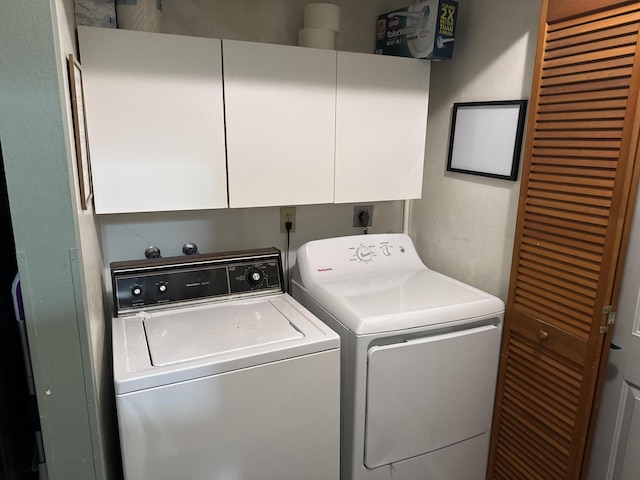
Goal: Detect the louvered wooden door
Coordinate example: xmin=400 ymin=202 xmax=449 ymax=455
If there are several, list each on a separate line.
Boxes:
xmin=488 ymin=2 xmax=640 ymax=479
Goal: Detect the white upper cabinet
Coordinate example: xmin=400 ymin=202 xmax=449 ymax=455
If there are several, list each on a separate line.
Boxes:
xmin=78 ymin=27 xmax=430 ymax=213
xmin=223 ymin=40 xmax=337 ymax=208
xmin=335 ymin=52 xmax=430 ymax=203
xmin=78 ymin=26 xmax=227 ymax=214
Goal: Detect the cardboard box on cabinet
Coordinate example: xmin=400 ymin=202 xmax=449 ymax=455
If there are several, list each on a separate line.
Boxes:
xmin=375 ymin=0 xmax=458 ymax=60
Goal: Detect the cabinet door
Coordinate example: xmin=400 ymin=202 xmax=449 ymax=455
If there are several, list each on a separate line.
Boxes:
xmin=335 ymin=52 xmax=430 ymax=203
xmin=78 ymin=27 xmax=227 ymax=214
xmin=223 ymin=40 xmax=336 ymax=208
xmin=487 ymin=3 xmax=640 ymax=479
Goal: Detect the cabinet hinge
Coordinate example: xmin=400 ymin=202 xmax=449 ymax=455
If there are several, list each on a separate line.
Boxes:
xmin=603 ymin=306 xmax=616 ymax=326
xmin=599 ymin=325 xmax=608 ymax=334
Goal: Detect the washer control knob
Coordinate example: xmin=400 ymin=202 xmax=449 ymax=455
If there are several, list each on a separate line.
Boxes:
xmin=382 ymin=245 xmax=391 ymax=256
xmin=131 ymin=285 xmax=143 ymax=297
xmin=158 ymin=282 xmax=168 ymax=293
xmin=246 ymin=268 xmax=264 ymax=286
xmin=182 ymin=242 xmax=199 ymax=255
xmin=356 ymin=246 xmax=373 ymax=262
xmin=145 ymin=246 xmax=161 ymax=259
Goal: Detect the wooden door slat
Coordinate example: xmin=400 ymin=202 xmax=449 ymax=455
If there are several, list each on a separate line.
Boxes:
xmin=546 ymin=22 xmax=639 ymax=51
xmin=519 ymin=263 xmax=599 ymax=298
xmin=536 ymin=119 xmax=625 ymax=130
xmin=538 ymin=99 xmax=628 ymax=113
xmin=526 ymin=210 xmax=608 ymax=237
xmin=523 ymin=219 xmax=606 ymax=246
xmin=520 ymin=237 xmax=602 ymax=271
xmin=526 ymin=188 xmax=613 ymax=208
xmin=537 ymin=110 xmax=626 ymax=122
xmin=534 ymin=138 xmax=622 ymax=150
xmin=526 ymin=205 xmax=609 ymax=228
xmin=520 ymin=250 xmax=600 ymax=287
xmin=540 ymin=66 xmax=633 ymax=88
xmin=503 ymin=386 xmax=573 ymax=444
xmin=527 ymin=195 xmax=610 ymax=218
xmin=498 ymin=414 xmax=570 ymax=480
xmin=539 ymin=76 xmax=630 ymax=96
xmin=545 ymin=34 xmax=638 ymax=61
xmin=506 ymin=362 xmax=579 ymax=424
xmin=543 ymin=57 xmax=635 ymax=80
xmin=539 ymin=87 xmax=629 ymax=104
xmin=535 ymin=130 xmax=622 ymax=140
xmin=546 ymin=9 xmax=640 ymax=38
xmin=527 ymin=179 xmax=615 ymax=198
xmin=530 ymin=163 xmax=618 ymax=179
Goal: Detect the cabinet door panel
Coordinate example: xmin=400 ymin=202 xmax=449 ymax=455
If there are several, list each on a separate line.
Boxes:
xmin=335 ymin=52 xmax=430 ymax=203
xmin=79 ymin=27 xmax=227 ymax=214
xmin=223 ymin=40 xmax=336 ymax=208
xmin=488 ymin=4 xmax=640 ymax=478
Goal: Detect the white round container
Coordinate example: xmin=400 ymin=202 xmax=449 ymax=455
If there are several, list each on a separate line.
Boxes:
xmin=298 ymin=28 xmax=336 ymax=49
xmin=116 ymin=0 xmax=162 ymax=32
xmin=304 ymin=3 xmax=341 ymax=33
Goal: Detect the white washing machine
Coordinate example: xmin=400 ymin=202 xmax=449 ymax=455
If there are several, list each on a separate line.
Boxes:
xmin=110 ymin=247 xmax=340 ymax=480
xmin=291 ymin=234 xmax=504 ymax=480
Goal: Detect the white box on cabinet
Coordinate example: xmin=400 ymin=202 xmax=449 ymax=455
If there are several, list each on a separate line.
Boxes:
xmin=223 ymin=40 xmax=337 ymax=208
xmin=335 ymin=52 xmax=430 ymax=203
xmin=78 ymin=27 xmax=227 ymax=214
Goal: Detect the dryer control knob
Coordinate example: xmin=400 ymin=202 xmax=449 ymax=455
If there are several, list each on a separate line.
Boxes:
xmin=356 ymin=246 xmax=373 ymax=262
xmin=158 ymin=282 xmax=168 ymax=293
xmin=131 ymin=285 xmax=143 ymax=297
xmin=382 ymin=245 xmax=391 ymax=256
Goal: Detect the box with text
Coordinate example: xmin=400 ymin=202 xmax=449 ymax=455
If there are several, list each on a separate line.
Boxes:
xmin=376 ymin=0 xmax=458 ymax=60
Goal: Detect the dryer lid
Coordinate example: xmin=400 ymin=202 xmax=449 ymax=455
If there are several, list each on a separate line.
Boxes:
xmin=304 ymin=268 xmax=504 ymax=335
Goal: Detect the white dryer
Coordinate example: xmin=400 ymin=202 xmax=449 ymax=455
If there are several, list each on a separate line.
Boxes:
xmin=111 ymin=248 xmax=340 ymax=480
xmin=292 ymin=234 xmax=504 ymax=480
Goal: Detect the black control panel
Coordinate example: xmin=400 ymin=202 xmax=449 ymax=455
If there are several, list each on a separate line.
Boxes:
xmin=111 ymin=248 xmax=283 ymax=316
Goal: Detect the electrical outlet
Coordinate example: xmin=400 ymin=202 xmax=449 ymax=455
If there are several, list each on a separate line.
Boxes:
xmin=280 ymin=207 xmax=296 ymax=233
xmin=353 ymin=205 xmax=373 ymax=227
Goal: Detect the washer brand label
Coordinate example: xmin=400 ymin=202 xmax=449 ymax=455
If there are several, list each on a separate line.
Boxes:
xmin=317 ymin=267 xmax=333 ymax=272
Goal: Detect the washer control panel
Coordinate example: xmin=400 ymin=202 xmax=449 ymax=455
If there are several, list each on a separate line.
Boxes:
xmin=111 ymin=248 xmax=283 ymax=316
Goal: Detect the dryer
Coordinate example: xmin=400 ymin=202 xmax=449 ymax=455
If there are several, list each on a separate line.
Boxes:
xmin=291 ymin=234 xmax=504 ymax=480
xmin=111 ymin=247 xmax=340 ymax=480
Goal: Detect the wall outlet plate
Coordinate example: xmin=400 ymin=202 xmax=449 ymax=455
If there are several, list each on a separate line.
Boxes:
xmin=353 ymin=205 xmax=373 ymax=227
xmin=280 ymin=207 xmax=296 ymax=233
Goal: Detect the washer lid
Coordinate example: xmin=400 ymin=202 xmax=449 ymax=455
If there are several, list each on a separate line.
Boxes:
xmin=305 ymin=268 xmax=504 ymax=335
xmin=113 ymin=294 xmax=339 ymax=395
xmin=144 ymin=301 xmax=303 ymax=366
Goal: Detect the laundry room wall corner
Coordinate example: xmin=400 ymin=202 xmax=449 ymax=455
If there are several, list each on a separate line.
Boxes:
xmin=410 ymin=0 xmax=541 ymax=301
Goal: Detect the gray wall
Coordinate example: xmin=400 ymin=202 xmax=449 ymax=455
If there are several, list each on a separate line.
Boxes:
xmin=411 ymin=0 xmax=541 ymax=300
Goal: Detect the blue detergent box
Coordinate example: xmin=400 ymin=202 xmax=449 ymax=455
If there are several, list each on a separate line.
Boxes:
xmin=375 ymin=0 xmax=458 ymax=60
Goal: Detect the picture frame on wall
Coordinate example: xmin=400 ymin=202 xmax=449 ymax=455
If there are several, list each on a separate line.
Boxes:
xmin=67 ymin=53 xmax=93 ymax=210
xmin=446 ymin=100 xmax=528 ymax=181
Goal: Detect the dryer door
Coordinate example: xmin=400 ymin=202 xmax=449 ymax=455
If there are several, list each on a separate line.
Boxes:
xmin=364 ymin=324 xmax=500 ymax=469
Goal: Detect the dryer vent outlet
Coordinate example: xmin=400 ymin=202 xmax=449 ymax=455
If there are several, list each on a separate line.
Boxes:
xmin=353 ymin=205 xmax=373 ymax=227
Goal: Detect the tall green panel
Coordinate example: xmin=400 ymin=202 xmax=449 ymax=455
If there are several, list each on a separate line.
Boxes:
xmin=0 ymin=1 xmax=99 ymax=479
